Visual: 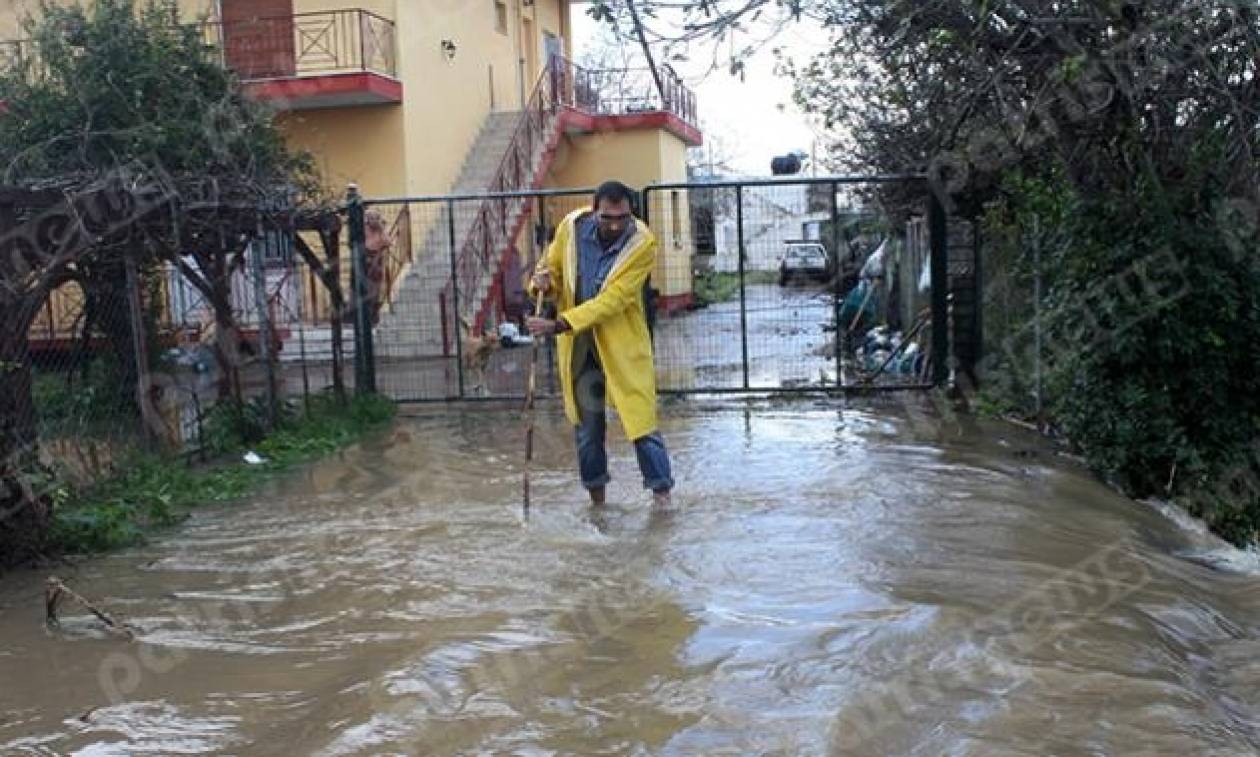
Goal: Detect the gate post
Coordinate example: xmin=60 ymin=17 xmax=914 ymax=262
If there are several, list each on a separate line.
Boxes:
xmin=347 ymin=183 xmax=377 ymax=395
xmin=829 ymin=180 xmax=843 ymax=387
xmin=928 ymin=190 xmax=950 ymax=386
xmin=735 ymin=185 xmax=750 ymax=390
xmin=447 ymin=199 xmax=465 ymax=399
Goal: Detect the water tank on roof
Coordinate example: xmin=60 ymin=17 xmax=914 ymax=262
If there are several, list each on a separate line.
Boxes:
xmin=771 ymin=154 xmax=803 ymax=176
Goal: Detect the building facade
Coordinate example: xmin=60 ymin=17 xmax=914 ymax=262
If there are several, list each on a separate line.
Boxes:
xmin=3 ymin=0 xmax=701 ymax=358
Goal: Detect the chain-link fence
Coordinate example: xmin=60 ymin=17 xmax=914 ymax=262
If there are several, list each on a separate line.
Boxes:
xmin=352 ymin=177 xmax=958 ymax=402
xmin=643 ymin=177 xmax=952 ymax=392
xmin=24 ymin=229 xmax=351 ymax=489
xmin=975 ymin=213 xmax=1070 ymax=419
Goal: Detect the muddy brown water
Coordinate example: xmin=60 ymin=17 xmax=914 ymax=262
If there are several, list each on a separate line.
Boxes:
xmin=2 ymin=399 xmax=1259 ymax=755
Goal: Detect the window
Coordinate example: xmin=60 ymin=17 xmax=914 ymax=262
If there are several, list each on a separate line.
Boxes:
xmin=494 ymin=0 xmax=508 ymax=34
xmin=670 ymin=191 xmax=682 ymax=244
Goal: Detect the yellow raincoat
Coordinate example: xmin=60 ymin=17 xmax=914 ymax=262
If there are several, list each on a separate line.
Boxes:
xmin=529 ymin=208 xmax=660 ymax=440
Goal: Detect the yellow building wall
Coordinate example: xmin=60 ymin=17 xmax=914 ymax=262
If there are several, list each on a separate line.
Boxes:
xmin=1 ymin=0 xmax=571 ymax=199
xmin=396 ymin=0 xmax=565 ymax=199
xmin=546 ymin=127 xmax=694 ymax=299
xmin=653 ymin=129 xmax=693 ymax=300
xmin=0 ymin=0 xmax=215 ymax=35
xmin=277 ymin=107 xmax=405 ymax=198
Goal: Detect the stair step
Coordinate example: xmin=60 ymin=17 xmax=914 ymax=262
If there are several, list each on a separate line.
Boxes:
xmin=376 ymin=109 xmax=557 ymax=336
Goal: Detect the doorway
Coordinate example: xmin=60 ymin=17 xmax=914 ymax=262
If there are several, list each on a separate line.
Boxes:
xmin=220 ymin=0 xmax=296 ymax=80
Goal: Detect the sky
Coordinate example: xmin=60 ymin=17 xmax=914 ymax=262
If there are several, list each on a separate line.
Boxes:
xmin=569 ymin=5 xmax=831 ymax=177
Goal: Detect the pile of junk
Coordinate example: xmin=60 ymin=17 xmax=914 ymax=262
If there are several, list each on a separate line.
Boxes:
xmin=834 ymin=238 xmax=934 ymax=383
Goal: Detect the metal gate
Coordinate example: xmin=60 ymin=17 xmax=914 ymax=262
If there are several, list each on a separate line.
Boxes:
xmin=345 ymin=176 xmax=952 ymax=402
xmin=642 ymin=176 xmax=951 ymax=393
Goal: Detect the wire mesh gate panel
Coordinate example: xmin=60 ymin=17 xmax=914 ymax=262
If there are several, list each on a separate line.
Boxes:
xmin=643 ymin=177 xmax=948 ymax=393
xmin=354 ymin=178 xmax=950 ymax=402
xmin=362 ymin=189 xmax=592 ymax=402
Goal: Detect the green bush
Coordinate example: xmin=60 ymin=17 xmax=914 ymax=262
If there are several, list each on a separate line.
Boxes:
xmin=49 ymin=393 xmax=397 ymax=554
xmin=693 ymin=270 xmax=780 ymax=307
xmin=33 ymin=360 xmax=132 ymax=434
xmin=983 ymin=169 xmax=1260 ymax=546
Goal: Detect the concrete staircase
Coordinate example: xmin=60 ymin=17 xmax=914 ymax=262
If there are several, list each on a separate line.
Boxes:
xmin=279 ymin=325 xmax=356 ymax=362
xmin=374 ymin=110 xmax=561 ymax=359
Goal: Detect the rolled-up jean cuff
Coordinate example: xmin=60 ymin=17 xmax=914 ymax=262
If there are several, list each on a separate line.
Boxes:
xmin=582 ymin=473 xmax=611 ymax=490
xmin=644 ymin=476 xmax=674 ymax=492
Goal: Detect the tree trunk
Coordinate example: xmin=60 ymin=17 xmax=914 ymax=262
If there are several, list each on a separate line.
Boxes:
xmin=0 ymin=306 xmax=50 ymax=570
xmin=294 ymin=228 xmax=348 ymax=405
xmin=85 ymin=265 xmax=142 ymax=413
xmin=210 ymin=253 xmax=243 ymax=403
xmin=625 ymin=0 xmax=668 ymax=107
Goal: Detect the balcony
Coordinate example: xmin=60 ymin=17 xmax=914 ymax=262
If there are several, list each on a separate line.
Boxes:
xmin=203 ymin=9 xmax=401 ymax=110
xmin=557 ymin=59 xmax=702 ymax=147
xmin=1 ymin=10 xmax=400 ymax=111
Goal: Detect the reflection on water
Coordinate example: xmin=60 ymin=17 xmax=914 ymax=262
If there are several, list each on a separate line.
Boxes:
xmin=2 ymin=399 xmax=1259 ymax=754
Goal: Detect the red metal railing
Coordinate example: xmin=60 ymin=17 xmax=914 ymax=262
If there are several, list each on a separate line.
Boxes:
xmin=444 ymin=57 xmax=568 ymax=333
xmin=441 ymin=55 xmax=699 ymax=337
xmin=564 ymin=58 xmax=698 ymax=127
xmin=378 ymin=205 xmax=411 ymax=313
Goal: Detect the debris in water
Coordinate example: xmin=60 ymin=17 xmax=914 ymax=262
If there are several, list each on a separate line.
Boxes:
xmin=45 ymin=577 xmax=136 ymax=640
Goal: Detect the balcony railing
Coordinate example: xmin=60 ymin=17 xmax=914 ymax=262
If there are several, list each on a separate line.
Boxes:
xmin=439 ymin=56 xmax=702 ymax=333
xmin=561 ymin=58 xmax=698 ymax=127
xmin=1 ymin=10 xmax=396 ymax=84
xmin=202 ymin=8 xmax=396 ymax=81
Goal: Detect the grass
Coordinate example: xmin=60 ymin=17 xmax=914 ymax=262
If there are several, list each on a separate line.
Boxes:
xmin=33 ymin=362 xmax=134 ymax=437
xmin=693 ymin=270 xmax=780 ymax=307
xmin=48 ymin=393 xmax=396 ymax=554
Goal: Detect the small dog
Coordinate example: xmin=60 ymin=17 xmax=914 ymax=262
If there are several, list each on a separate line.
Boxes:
xmin=459 ymin=316 xmax=501 ymax=395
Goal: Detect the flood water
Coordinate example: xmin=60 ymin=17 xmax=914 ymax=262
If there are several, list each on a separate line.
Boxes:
xmin=2 ymin=399 xmax=1259 ymax=755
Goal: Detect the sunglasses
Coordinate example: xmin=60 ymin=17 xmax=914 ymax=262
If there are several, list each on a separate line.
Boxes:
xmin=598 ymin=212 xmax=632 ymax=224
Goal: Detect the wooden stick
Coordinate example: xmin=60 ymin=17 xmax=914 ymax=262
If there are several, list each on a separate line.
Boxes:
xmin=522 ymin=288 xmax=547 ymax=513
xmin=45 ymin=577 xmax=136 ymax=640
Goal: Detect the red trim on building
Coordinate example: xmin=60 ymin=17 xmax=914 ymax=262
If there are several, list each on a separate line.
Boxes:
xmin=243 ymin=72 xmax=403 ymax=110
xmin=656 ymin=292 xmax=695 ymax=315
xmin=561 ymin=108 xmax=703 ymax=147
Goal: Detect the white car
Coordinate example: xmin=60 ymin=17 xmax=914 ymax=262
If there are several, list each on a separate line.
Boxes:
xmin=779 ymin=242 xmax=831 ymax=285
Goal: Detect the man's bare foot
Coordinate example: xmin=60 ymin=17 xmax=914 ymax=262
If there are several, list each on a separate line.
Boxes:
xmin=589 ymin=487 xmax=606 ymax=506
xmin=652 ymin=490 xmax=672 ymax=509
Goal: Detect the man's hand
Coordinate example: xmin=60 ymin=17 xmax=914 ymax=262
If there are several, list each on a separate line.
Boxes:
xmin=526 ymin=317 xmax=567 ymax=337
xmin=531 ymin=270 xmax=552 ymax=293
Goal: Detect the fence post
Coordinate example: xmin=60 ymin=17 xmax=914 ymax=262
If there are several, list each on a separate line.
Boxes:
xmin=735 ymin=185 xmax=750 ymax=390
xmin=447 ymin=199 xmax=465 ymax=399
xmin=1032 ymin=214 xmax=1043 ymax=420
xmin=249 ymin=221 xmax=279 ymax=429
xmin=830 ymin=180 xmax=843 ymax=388
xmin=347 ymin=183 xmax=377 ymax=395
xmin=929 ymin=190 xmax=950 ymax=386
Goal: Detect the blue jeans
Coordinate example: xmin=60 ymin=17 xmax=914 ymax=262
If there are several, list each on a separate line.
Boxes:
xmin=573 ymin=350 xmax=673 ymax=493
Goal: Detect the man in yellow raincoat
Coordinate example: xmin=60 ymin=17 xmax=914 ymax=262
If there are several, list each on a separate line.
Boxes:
xmin=525 ymin=181 xmax=674 ymax=508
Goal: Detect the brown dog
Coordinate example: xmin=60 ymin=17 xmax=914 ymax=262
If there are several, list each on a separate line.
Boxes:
xmin=459 ymin=316 xmax=500 ymax=395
